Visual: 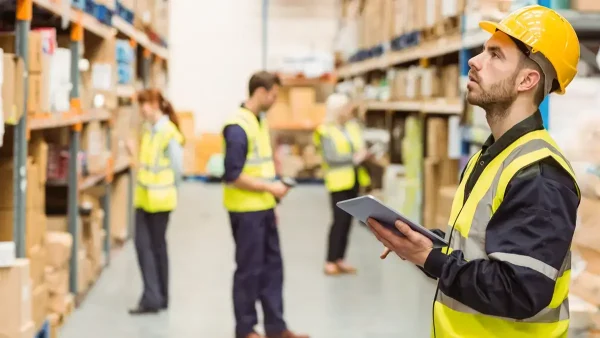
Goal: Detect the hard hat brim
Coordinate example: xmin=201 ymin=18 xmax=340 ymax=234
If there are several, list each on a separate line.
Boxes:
xmin=479 ymin=21 xmax=507 ymax=37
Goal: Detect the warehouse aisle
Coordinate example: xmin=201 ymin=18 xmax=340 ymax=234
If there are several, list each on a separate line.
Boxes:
xmin=60 ymin=183 xmax=437 ymax=338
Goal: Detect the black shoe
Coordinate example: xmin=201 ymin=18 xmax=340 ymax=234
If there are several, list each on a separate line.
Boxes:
xmin=128 ymin=306 xmax=160 ymax=315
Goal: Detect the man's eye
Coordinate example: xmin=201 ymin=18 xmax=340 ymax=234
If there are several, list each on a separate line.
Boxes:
xmin=491 ymin=53 xmax=499 ymax=58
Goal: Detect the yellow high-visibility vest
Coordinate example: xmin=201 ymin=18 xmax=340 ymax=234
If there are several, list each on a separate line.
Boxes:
xmin=134 ymin=119 xmax=184 ymax=213
xmin=222 ymin=107 xmax=276 ymax=212
xmin=314 ymin=120 xmax=371 ymax=192
xmin=434 ymin=129 xmax=580 ymax=338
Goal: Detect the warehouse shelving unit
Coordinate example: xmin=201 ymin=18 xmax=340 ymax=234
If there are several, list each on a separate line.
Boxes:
xmin=7 ymin=0 xmax=168 ymax=306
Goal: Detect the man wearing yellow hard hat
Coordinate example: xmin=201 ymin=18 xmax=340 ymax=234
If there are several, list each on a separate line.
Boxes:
xmin=367 ymin=5 xmax=580 ymax=338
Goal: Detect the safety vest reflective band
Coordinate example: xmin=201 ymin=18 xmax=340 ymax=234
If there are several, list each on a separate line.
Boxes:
xmin=222 ymin=107 xmax=276 ymax=212
xmin=134 ymin=120 xmax=184 ymax=213
xmin=314 ymin=120 xmax=371 ymax=192
xmin=434 ymin=129 xmax=579 ymax=338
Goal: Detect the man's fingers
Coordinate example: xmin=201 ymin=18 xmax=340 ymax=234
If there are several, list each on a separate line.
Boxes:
xmin=395 ymin=220 xmax=422 ymax=243
xmin=380 ymin=247 xmax=391 ymax=259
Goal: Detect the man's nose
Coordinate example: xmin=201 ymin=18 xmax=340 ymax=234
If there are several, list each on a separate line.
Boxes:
xmin=468 ymin=55 xmax=481 ymax=71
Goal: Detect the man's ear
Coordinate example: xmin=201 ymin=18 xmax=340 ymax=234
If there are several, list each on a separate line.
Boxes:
xmin=517 ymin=69 xmax=541 ymax=93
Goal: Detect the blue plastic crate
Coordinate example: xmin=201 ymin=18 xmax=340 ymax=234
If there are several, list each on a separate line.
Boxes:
xmin=116 ymin=1 xmax=134 ymax=24
xmin=116 ymin=39 xmax=135 ymax=64
xmin=117 ymin=64 xmax=133 ymax=84
xmin=84 ymin=0 xmax=96 ymax=16
xmin=95 ymin=4 xmax=113 ymax=26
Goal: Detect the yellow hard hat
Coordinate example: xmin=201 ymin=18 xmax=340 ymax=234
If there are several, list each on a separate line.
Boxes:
xmin=479 ymin=5 xmax=580 ymax=95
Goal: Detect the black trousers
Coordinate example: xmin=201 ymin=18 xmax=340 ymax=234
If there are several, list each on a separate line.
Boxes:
xmin=327 ymin=183 xmax=359 ymax=263
xmin=229 ymin=209 xmax=286 ymax=338
xmin=134 ymin=208 xmax=170 ymax=309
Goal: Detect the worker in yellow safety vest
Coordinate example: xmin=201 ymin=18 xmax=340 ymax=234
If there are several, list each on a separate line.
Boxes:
xmin=222 ymin=71 xmax=308 ymax=338
xmin=367 ymin=5 xmax=580 ymax=338
xmin=313 ymin=93 xmax=372 ymax=276
xmin=129 ymin=89 xmax=184 ymax=315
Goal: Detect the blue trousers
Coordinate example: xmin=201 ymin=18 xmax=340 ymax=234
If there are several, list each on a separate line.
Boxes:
xmin=229 ymin=209 xmax=286 ymax=337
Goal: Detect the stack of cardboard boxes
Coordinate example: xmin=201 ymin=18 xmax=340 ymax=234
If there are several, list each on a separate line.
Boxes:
xmin=0 ymin=29 xmax=72 ymax=117
xmin=423 ymin=117 xmax=460 ymax=229
xmin=0 ymin=259 xmax=36 ymax=338
xmin=0 ymin=137 xmax=50 ymax=333
xmin=267 ymin=87 xmax=327 ymax=129
xmin=45 ymin=227 xmax=74 ymax=335
xmin=389 ymin=64 xmax=460 ymax=102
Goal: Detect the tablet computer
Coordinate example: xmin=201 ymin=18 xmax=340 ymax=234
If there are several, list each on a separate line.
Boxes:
xmin=336 ymin=195 xmax=448 ymax=248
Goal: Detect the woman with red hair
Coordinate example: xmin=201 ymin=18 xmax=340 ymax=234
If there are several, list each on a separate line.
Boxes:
xmin=128 ymin=89 xmax=184 ymax=315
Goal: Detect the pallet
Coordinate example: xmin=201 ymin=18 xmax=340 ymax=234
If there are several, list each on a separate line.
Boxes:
xmin=116 ymin=1 xmax=134 ymax=25
xmin=36 ymin=320 xmax=50 ymax=338
xmin=390 ymin=31 xmax=421 ymax=51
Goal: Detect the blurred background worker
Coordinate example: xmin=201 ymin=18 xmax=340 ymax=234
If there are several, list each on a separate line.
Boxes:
xmin=222 ymin=71 xmax=308 ymax=338
xmin=314 ymin=93 xmax=371 ymax=276
xmin=369 ymin=5 xmax=580 ymax=338
xmin=128 ymin=89 xmax=184 ymax=315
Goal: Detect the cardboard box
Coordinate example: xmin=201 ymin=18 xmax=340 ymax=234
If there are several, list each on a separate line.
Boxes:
xmin=46 ymin=231 xmax=73 ymax=270
xmin=572 ymin=0 xmax=600 ymax=11
xmin=46 ymin=216 xmax=68 ymax=233
xmin=0 ymin=31 xmax=42 ymax=73
xmin=32 ymin=283 xmax=48 ymax=331
xmin=2 ymin=54 xmax=19 ymax=124
xmin=426 ymin=117 xmax=449 ymax=159
xmin=45 ymin=267 xmax=69 ymax=296
xmin=442 ymin=65 xmax=460 ymax=99
xmin=436 ymin=185 xmax=458 ymax=227
xmin=110 ymin=174 xmax=129 ymax=242
xmin=28 ymin=245 xmax=46 ymax=287
xmin=28 ymin=73 xmax=42 ymax=115
xmin=0 ymin=259 xmax=32 ymax=338
xmin=0 ymin=209 xmax=46 ymax=252
xmin=289 ymin=88 xmax=316 ymax=122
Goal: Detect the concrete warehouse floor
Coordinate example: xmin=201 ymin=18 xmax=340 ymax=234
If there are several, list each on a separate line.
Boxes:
xmin=60 ymin=183 xmax=437 ymax=338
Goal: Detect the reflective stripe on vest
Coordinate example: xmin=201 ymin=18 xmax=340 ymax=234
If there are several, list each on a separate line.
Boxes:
xmin=222 ymin=108 xmax=277 ymax=212
xmin=316 ymin=120 xmax=371 ymax=192
xmin=134 ymin=120 xmax=183 ymax=213
xmin=434 ymin=129 xmax=579 ymax=338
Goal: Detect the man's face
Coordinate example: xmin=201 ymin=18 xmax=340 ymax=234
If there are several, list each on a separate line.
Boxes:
xmin=466 ymin=31 xmax=523 ymax=114
xmin=259 ymin=85 xmax=279 ymax=111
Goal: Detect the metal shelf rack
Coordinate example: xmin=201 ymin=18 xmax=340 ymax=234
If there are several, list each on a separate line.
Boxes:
xmin=9 ymin=0 xmax=167 ymax=298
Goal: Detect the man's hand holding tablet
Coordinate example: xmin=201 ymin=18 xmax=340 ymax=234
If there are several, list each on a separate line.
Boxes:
xmin=366 ymin=218 xmax=433 ymax=267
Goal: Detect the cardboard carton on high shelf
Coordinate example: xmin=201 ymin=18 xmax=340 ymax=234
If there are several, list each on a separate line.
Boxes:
xmin=0 ymin=259 xmax=33 ymax=338
xmin=0 ymin=31 xmax=42 ymax=73
xmin=2 ymin=53 xmax=25 ymax=125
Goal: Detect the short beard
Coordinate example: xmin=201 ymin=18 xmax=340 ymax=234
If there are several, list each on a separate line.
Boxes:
xmin=467 ymin=70 xmax=519 ymax=124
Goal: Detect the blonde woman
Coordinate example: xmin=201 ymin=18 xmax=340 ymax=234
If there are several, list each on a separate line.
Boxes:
xmin=314 ymin=93 xmax=372 ymax=276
